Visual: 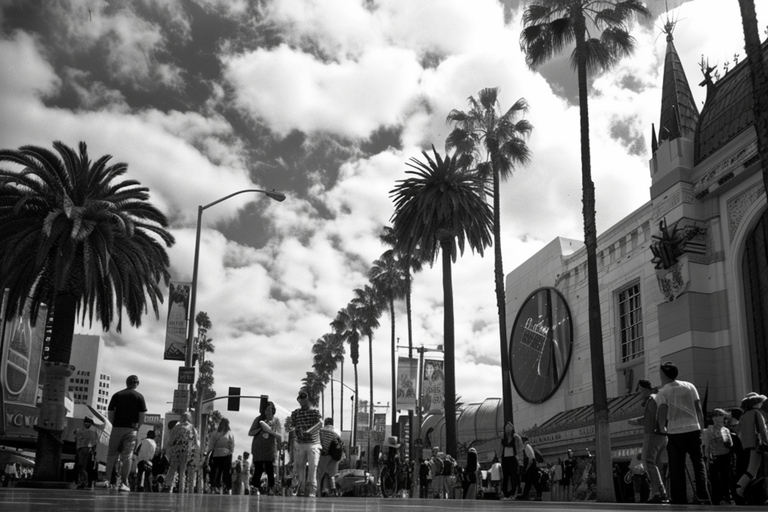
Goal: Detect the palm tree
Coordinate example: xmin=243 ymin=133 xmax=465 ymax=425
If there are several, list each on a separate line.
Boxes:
xmin=520 ymin=0 xmax=650 ymax=501
xmin=0 ymin=141 xmax=174 ymax=481
xmin=737 ymin=0 xmax=768 ymax=192
xmin=369 ymin=253 xmax=406 ymax=429
xmin=446 ymin=87 xmax=532 ymax=426
xmin=379 ymin=225 xmax=425 ymax=470
xmin=390 ymin=146 xmax=493 ymax=458
xmin=351 ymin=284 xmax=383 ymax=466
xmin=332 ymin=305 xmax=361 ymax=448
xmin=194 ymin=311 xmax=215 ymax=427
xmin=301 ymin=371 xmax=324 ymax=407
xmin=312 ymin=332 xmax=345 ymax=417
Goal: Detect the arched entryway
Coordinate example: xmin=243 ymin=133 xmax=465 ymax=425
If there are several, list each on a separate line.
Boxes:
xmin=742 ymin=206 xmax=768 ymax=393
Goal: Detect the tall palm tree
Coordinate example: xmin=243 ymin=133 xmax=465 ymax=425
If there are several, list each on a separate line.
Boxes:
xmin=312 ymin=332 xmax=345 ymax=418
xmin=380 ymin=225 xmax=425 ymax=471
xmin=301 ymin=371 xmax=324 ymax=407
xmin=0 ymin=141 xmax=174 ymax=481
xmin=194 ymin=311 xmax=215 ymax=427
xmin=351 ymin=284 xmax=383 ymax=465
xmin=737 ymin=0 xmax=768 ymax=192
xmin=332 ymin=305 xmax=361 ymax=448
xmin=446 ymin=87 xmax=532 ymax=426
xmin=369 ymin=252 xmax=406 ymax=429
xmin=390 ymin=146 xmax=493 ymax=458
xmin=520 ymin=0 xmax=650 ymax=501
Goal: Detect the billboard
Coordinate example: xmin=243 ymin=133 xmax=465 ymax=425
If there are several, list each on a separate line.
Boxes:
xmin=422 ymin=359 xmax=444 ymax=414
xmin=0 ymin=290 xmax=48 ymax=440
xmin=164 ymin=282 xmax=190 ymax=360
xmin=396 ymin=357 xmax=418 ymax=411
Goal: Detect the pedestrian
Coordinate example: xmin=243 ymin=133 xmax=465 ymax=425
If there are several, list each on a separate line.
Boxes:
xmin=702 ymin=408 xmax=734 ymax=504
xmin=488 ymin=454 xmax=502 ymax=497
xmin=419 ymin=458 xmax=430 ymax=498
xmin=560 ymin=449 xmax=575 ymax=501
xmin=207 ymin=417 xmax=235 ymax=494
xmin=316 ymin=417 xmax=343 ymax=497
xmin=105 ymin=374 xmax=147 ymax=492
xmin=656 ymin=361 xmax=708 ymax=504
xmin=164 ymin=411 xmax=199 ymax=493
xmin=251 ymin=401 xmax=281 ymax=496
xmin=151 ymin=449 xmax=169 ymax=492
xmin=429 ymin=446 xmax=442 ymax=498
xmin=133 ymin=430 xmax=157 ymax=492
xmin=290 ymin=388 xmax=322 ymax=497
xmin=518 ymin=437 xmax=542 ymax=501
xmin=499 ymin=421 xmax=523 ymax=500
xmin=734 ymin=391 xmax=768 ymax=502
xmin=73 ymin=416 xmax=99 ymax=490
xmin=628 ymin=378 xmax=668 ymax=503
xmin=237 ymin=451 xmax=251 ymax=495
xmin=463 ymin=447 xmax=478 ymax=499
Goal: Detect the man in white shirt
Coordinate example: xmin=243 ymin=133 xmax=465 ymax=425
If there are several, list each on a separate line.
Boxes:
xmin=656 ymin=361 xmax=708 ymax=505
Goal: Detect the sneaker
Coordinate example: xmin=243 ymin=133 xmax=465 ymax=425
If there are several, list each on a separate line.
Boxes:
xmin=118 ymin=484 xmax=131 ymax=492
xmin=308 ymin=493 xmax=316 ymax=498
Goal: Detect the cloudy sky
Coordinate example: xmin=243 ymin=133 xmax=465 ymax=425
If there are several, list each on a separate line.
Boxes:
xmin=1 ymin=0 xmax=765 ymax=447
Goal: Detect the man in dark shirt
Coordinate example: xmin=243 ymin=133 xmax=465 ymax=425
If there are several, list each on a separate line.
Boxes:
xmin=290 ymin=388 xmax=322 ymax=497
xmin=105 ymin=375 xmax=147 ymax=492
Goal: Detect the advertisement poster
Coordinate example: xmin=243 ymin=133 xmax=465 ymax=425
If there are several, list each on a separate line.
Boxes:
xmin=1 ymin=290 xmax=48 ymax=439
xmin=164 ymin=282 xmax=191 ymax=361
xmin=422 ymin=359 xmax=444 ymax=414
xmin=396 ymin=357 xmax=418 ymax=411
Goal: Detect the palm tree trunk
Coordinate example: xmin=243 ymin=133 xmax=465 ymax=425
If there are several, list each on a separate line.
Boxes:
xmin=406 ymin=274 xmax=415 ymax=478
xmin=576 ymin=29 xmax=613 ymax=502
xmin=737 ymin=0 xmax=768 ymax=193
xmin=331 ymin=370 xmax=335 ymax=422
xmin=389 ymin=298 xmax=397 ymax=430
xmin=32 ymin=294 xmax=76 ymax=483
xmin=368 ymin=332 xmax=374 ymax=469
xmin=440 ymin=239 xmax=457 ymax=459
xmin=492 ymin=168 xmax=513 ymax=426
xmin=353 ymin=364 xmax=359 ymax=450
xmin=340 ymin=363 xmax=344 ymax=431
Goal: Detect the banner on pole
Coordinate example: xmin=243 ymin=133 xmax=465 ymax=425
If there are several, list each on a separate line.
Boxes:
xmin=422 ymin=358 xmax=444 ymax=414
xmin=164 ymin=282 xmax=191 ymax=360
xmin=397 ymin=357 xmax=418 ymax=411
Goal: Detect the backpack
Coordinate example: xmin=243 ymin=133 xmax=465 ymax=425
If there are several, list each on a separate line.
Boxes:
xmin=533 ymin=447 xmax=545 ymax=464
xmin=328 ymin=437 xmax=344 ymax=461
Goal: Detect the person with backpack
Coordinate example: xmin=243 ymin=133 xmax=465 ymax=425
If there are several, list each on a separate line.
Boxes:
xmin=316 ymin=417 xmax=343 ymax=496
xmin=518 ymin=437 xmax=543 ymax=501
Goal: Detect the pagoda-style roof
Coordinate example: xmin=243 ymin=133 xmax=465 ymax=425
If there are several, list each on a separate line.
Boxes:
xmin=658 ymin=28 xmax=699 ymax=146
xmin=695 ymin=40 xmax=768 ymax=164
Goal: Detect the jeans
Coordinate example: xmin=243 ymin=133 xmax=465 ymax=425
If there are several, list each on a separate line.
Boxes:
xmin=294 ymin=442 xmax=320 ymax=495
xmin=252 ymin=460 xmax=275 ymax=489
xmin=76 ymin=447 xmax=93 ymax=487
xmin=210 ymin=454 xmax=232 ymax=490
xmin=501 ymin=456 xmax=520 ymax=497
xmin=642 ymin=433 xmax=667 ymax=499
xmin=667 ymin=430 xmax=707 ymax=504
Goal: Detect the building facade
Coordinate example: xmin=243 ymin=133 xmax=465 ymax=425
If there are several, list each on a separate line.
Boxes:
xmin=505 ymin=30 xmax=768 ymax=462
xmin=68 ymin=334 xmax=111 ymax=416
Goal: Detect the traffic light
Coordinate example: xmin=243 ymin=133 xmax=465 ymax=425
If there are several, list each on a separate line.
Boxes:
xmin=227 ymin=387 xmax=241 ymax=411
xmin=259 ymin=394 xmax=269 ymax=414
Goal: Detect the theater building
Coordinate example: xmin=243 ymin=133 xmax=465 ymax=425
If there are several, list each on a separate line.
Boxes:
xmin=505 ymin=28 xmax=768 ymax=463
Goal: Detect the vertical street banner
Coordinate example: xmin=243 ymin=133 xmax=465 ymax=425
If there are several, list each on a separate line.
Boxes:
xmin=422 ymin=359 xmax=444 ymax=414
xmin=372 ymin=413 xmax=386 ymax=447
xmin=164 ymin=281 xmax=191 ymax=361
xmin=1 ymin=290 xmax=48 ymax=439
xmin=396 ymin=356 xmax=418 ymax=411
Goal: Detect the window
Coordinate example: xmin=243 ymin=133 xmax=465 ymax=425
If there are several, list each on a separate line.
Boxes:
xmin=619 ymin=283 xmax=644 ymax=363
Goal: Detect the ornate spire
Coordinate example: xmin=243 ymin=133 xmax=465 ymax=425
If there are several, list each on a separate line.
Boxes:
xmin=657 ymin=15 xmax=699 ymax=146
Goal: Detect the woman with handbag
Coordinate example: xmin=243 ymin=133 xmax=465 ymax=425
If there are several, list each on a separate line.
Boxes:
xmin=734 ymin=392 xmax=768 ymax=502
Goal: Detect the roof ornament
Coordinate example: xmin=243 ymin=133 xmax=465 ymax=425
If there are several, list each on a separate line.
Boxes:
xmin=698 ymin=57 xmax=719 ymax=103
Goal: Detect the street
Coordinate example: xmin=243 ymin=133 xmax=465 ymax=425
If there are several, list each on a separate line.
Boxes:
xmin=0 ymin=488 xmax=750 ymax=512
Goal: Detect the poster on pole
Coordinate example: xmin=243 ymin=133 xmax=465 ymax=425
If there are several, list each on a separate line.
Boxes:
xmin=422 ymin=359 xmax=444 ymax=414
xmin=397 ymin=356 xmax=418 ymax=411
xmin=164 ymin=282 xmax=191 ymax=360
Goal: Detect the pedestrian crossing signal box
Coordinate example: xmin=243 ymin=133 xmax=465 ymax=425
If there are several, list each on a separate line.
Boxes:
xmin=228 ymin=387 xmax=241 ymax=411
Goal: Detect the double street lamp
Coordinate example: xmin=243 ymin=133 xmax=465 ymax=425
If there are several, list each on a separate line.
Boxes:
xmin=185 ymin=189 xmax=286 ymax=413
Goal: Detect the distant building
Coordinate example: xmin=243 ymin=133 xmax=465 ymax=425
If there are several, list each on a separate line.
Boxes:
xmin=68 ymin=334 xmax=111 ymax=416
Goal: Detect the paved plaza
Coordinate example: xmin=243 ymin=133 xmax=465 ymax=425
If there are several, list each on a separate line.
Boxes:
xmin=0 ymin=488 xmax=750 ymax=512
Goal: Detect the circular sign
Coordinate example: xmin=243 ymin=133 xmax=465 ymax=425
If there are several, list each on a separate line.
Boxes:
xmin=509 ymin=287 xmax=573 ymax=403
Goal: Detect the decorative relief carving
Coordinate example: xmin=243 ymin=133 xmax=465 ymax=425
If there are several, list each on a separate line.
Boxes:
xmin=728 ymin=183 xmax=765 ymax=241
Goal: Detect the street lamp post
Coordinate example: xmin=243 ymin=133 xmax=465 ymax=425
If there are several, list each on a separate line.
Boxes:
xmin=185 ymin=189 xmax=285 ymax=412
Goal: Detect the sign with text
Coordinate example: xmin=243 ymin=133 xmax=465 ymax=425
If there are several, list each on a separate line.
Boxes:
xmin=178 ymin=366 xmax=195 ymax=384
xmin=397 ymin=357 xmax=418 ymax=411
xmin=164 ymin=282 xmax=190 ymax=361
xmin=173 ymin=389 xmax=188 ymax=412
xmin=422 ymin=359 xmax=444 ymax=414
